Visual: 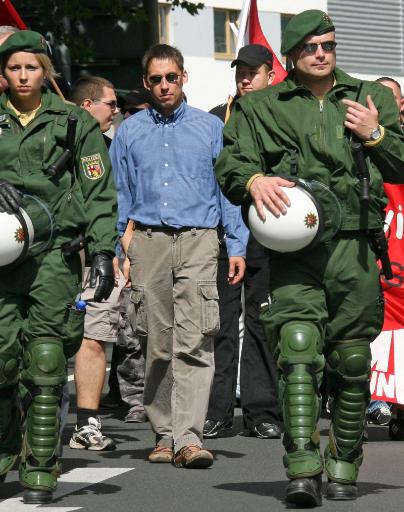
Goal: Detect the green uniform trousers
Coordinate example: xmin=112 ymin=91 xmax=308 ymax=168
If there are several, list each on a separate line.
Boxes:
xmin=0 ymin=245 xmax=83 ymax=490
xmin=261 ymin=235 xmax=384 ymax=483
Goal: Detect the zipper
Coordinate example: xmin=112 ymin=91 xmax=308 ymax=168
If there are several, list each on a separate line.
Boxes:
xmin=319 ymin=99 xmax=326 ymax=151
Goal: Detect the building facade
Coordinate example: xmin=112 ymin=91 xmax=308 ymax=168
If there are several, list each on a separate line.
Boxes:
xmin=159 ymin=0 xmax=404 ymax=112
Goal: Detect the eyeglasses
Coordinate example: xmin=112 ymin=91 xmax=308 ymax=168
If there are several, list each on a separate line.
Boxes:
xmin=299 ymin=41 xmax=337 ymax=54
xmin=148 ymin=73 xmax=180 ymax=85
xmin=93 ymin=99 xmax=119 ymax=110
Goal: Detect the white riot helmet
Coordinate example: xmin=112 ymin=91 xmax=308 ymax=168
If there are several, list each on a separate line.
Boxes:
xmin=248 ymin=180 xmax=342 ymax=253
xmin=0 ymin=194 xmax=54 ymax=267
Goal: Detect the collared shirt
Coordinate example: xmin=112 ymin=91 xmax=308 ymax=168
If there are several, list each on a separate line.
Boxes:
xmin=110 ymin=101 xmax=248 ymax=256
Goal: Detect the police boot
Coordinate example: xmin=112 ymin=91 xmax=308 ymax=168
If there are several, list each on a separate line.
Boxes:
xmin=19 ymin=338 xmax=66 ymax=504
xmin=324 ymin=341 xmax=371 ymax=500
xmin=326 ymin=480 xmax=357 ymax=500
xmin=286 ymin=474 xmax=322 ymax=507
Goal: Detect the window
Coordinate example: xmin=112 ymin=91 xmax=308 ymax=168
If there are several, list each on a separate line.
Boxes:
xmin=328 ymin=0 xmax=404 ymax=75
xmin=214 ymin=9 xmax=239 ymax=59
xmin=158 ymin=3 xmax=170 ymax=44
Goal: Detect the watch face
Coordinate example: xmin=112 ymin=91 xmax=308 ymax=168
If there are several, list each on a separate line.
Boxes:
xmin=371 ymin=128 xmax=381 ymax=140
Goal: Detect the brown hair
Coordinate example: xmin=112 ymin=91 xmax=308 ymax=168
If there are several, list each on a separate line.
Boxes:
xmin=142 ymin=44 xmax=184 ymax=76
xmin=70 ymin=75 xmax=115 ymax=105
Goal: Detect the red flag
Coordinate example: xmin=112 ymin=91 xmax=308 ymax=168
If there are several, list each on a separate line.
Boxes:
xmin=0 ymin=0 xmax=27 ymax=29
xmin=247 ymin=0 xmax=287 ymax=85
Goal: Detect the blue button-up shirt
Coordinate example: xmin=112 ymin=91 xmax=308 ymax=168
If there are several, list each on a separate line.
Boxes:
xmin=110 ymin=101 xmax=248 ymax=256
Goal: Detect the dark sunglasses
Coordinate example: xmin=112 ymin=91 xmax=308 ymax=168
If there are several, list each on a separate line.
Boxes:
xmin=299 ymin=41 xmax=337 ymax=54
xmin=148 ymin=72 xmax=180 ymax=85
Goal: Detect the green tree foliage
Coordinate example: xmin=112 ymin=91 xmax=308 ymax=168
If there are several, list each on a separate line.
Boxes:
xmin=14 ymin=1 xmax=204 ymax=58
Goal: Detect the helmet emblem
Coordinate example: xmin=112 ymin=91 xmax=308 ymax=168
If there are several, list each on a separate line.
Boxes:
xmin=304 ymin=212 xmax=318 ymax=229
xmin=14 ymin=227 xmax=25 ymax=243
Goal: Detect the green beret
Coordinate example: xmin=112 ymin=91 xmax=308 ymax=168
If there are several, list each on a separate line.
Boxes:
xmin=281 ymin=10 xmax=335 ymax=55
xmin=0 ymin=30 xmax=48 ymax=58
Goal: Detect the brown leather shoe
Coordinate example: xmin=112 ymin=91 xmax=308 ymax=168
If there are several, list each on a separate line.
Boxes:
xmin=148 ymin=445 xmax=173 ymax=463
xmin=174 ymin=445 xmax=214 ymax=469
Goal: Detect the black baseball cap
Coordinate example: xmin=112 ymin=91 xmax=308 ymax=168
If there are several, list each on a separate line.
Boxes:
xmin=231 ymin=44 xmax=273 ymax=68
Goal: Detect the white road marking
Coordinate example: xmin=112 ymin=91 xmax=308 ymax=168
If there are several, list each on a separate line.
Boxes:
xmin=0 ymin=467 xmax=133 ymax=511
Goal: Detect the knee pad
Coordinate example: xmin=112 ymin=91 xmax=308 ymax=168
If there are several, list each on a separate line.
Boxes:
xmin=278 ymin=322 xmax=324 ymax=372
xmin=21 ymin=338 xmax=66 ymax=387
xmin=0 ymin=352 xmax=19 ymax=388
xmin=327 ymin=341 xmax=371 ymax=383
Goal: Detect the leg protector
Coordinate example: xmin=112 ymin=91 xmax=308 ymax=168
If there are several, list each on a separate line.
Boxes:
xmin=0 ymin=388 xmax=22 ymax=478
xmin=325 ymin=340 xmax=371 ymax=484
xmin=278 ymin=322 xmax=325 ymax=479
xmin=19 ymin=338 xmax=66 ymax=492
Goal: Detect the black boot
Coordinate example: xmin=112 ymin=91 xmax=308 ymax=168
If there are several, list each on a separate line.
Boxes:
xmin=286 ymin=474 xmax=322 ymax=507
xmin=23 ymin=488 xmax=53 ymax=504
xmin=326 ymin=481 xmax=358 ymax=500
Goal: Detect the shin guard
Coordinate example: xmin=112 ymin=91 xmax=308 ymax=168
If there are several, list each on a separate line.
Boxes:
xmin=278 ymin=322 xmax=325 ymax=479
xmin=325 ymin=340 xmax=371 ymax=483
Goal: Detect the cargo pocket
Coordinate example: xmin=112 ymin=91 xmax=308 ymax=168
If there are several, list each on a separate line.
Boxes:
xmin=199 ymin=281 xmax=220 ymax=336
xmin=62 ymin=304 xmax=85 ymax=359
xmin=129 ymin=286 xmax=148 ymax=336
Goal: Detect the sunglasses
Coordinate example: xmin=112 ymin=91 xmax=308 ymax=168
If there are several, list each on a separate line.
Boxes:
xmin=299 ymin=41 xmax=337 ymax=54
xmin=93 ymin=99 xmax=119 ymax=110
xmin=148 ymin=73 xmax=180 ymax=85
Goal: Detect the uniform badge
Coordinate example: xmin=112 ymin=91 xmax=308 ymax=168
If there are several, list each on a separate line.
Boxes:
xmin=304 ymin=212 xmax=318 ymax=229
xmin=81 ymin=153 xmax=105 ymax=180
xmin=323 ymin=13 xmax=332 ymax=25
xmin=15 ymin=227 xmax=25 ymax=243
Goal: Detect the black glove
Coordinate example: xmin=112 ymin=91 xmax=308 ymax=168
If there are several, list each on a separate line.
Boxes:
xmin=0 ymin=180 xmax=23 ymax=214
xmin=90 ymin=251 xmax=115 ymax=302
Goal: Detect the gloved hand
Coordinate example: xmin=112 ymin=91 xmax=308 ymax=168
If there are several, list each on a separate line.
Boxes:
xmin=0 ymin=180 xmax=23 ymax=214
xmin=90 ymin=251 xmax=115 ymax=302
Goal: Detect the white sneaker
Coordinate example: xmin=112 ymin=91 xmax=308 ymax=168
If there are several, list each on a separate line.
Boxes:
xmin=69 ymin=416 xmax=116 ymax=451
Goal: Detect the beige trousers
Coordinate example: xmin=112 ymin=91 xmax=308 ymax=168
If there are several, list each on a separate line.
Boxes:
xmin=128 ymin=227 xmax=219 ymax=452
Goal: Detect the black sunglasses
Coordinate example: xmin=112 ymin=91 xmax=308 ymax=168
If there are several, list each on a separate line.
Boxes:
xmin=299 ymin=41 xmax=337 ymax=54
xmin=148 ymin=73 xmax=180 ymax=85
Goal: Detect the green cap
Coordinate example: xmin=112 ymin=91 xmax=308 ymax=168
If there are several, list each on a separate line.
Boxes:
xmin=0 ymin=30 xmax=48 ymax=58
xmin=281 ymin=10 xmax=335 ymax=55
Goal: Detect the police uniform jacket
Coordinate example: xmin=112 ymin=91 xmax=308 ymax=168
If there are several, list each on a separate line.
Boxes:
xmin=215 ymin=67 xmax=404 ymax=231
xmin=0 ymin=87 xmax=117 ymax=255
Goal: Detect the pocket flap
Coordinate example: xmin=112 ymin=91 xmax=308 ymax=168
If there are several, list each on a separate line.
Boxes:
xmin=130 ymin=286 xmax=144 ymax=304
xmin=199 ymin=282 xmax=219 ymax=300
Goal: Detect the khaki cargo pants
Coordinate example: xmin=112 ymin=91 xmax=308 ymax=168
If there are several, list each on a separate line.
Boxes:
xmin=128 ymin=226 xmax=219 ymax=453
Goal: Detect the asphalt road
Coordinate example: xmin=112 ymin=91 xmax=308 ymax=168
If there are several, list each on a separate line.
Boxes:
xmin=1 ymin=362 xmax=404 ymax=512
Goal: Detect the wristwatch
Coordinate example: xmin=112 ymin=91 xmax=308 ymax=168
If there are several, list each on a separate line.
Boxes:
xmin=369 ymin=126 xmax=382 ymax=141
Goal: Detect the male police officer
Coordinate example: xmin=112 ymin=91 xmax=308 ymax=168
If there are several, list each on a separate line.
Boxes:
xmin=215 ymin=10 xmax=404 ymax=506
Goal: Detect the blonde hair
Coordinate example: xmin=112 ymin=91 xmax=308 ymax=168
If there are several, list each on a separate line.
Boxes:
xmin=1 ymin=51 xmax=58 ymax=80
xmin=34 ymin=53 xmax=58 ymax=80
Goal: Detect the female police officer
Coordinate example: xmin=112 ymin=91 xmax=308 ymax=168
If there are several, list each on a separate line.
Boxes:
xmin=0 ymin=31 xmax=117 ymax=504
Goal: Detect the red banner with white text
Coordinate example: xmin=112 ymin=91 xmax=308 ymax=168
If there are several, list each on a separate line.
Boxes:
xmin=371 ymin=184 xmax=404 ymax=404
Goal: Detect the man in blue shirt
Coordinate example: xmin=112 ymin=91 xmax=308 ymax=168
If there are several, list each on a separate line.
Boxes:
xmin=110 ymin=44 xmax=247 ymax=468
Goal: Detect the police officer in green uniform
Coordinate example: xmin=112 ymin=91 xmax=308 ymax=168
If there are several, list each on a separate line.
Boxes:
xmin=215 ymin=10 xmax=404 ymax=507
xmin=0 ymin=31 xmax=117 ymax=504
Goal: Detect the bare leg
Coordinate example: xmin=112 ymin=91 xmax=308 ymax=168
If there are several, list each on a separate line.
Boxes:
xmin=74 ymin=338 xmax=106 ymax=409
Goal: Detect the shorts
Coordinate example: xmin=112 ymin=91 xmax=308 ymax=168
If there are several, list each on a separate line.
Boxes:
xmin=81 ymin=267 xmax=126 ymax=343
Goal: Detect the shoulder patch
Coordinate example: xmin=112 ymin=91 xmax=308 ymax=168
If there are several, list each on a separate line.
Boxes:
xmin=81 ymin=153 xmax=105 ymax=180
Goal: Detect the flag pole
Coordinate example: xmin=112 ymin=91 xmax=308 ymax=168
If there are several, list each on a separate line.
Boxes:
xmin=226 ymin=0 xmax=251 ymax=100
